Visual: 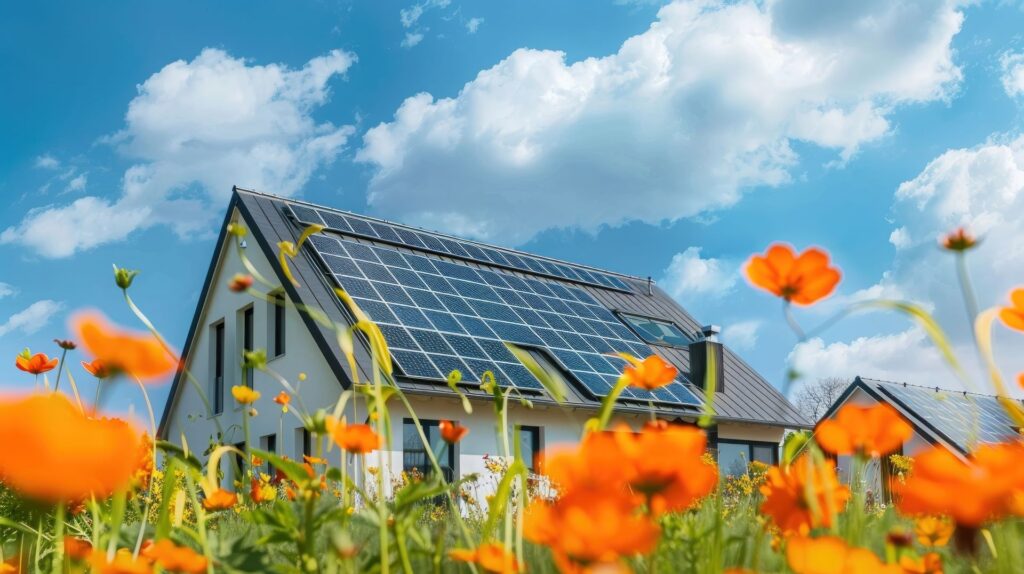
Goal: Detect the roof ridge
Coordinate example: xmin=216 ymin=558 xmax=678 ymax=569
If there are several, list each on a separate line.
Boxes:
xmin=233 ymin=186 xmax=647 ymax=282
xmin=866 ymin=377 xmax=1024 ymax=402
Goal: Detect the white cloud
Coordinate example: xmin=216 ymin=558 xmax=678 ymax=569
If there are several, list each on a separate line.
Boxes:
xmin=660 ymin=247 xmax=736 ymax=300
xmin=1000 ymin=51 xmax=1024 ymax=98
xmin=64 ymin=172 xmax=87 ymax=193
xmin=2 ymin=49 xmax=355 ymax=258
xmin=889 ymin=226 xmax=910 ymax=248
xmin=466 ymin=17 xmax=483 ymax=34
xmin=34 ymin=154 xmax=60 ymax=170
xmin=400 ymin=0 xmax=450 ymax=28
xmin=722 ymin=320 xmax=761 ymax=350
xmin=358 ymin=0 xmax=965 ymax=245
xmin=0 ymin=300 xmax=65 ymax=338
xmin=401 ymin=32 xmax=425 ymax=48
xmin=0 ymin=283 xmax=15 ymax=299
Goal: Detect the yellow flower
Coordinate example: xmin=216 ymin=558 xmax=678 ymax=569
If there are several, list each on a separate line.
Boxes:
xmin=231 ymin=385 xmax=261 ymax=405
xmin=914 ymin=516 xmax=953 ymax=548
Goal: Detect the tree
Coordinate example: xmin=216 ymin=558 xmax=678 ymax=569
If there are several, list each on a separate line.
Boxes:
xmin=793 ymin=377 xmax=850 ymax=422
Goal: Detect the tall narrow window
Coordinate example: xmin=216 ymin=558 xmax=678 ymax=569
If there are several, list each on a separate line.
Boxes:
xmin=403 ymin=419 xmax=454 ymax=481
xmin=272 ymin=292 xmax=286 ymax=357
xmin=260 ymin=434 xmax=277 ymax=474
xmin=213 ymin=322 xmax=225 ymax=415
xmin=242 ymin=306 xmax=254 ymax=387
xmin=518 ymin=426 xmax=542 ymax=473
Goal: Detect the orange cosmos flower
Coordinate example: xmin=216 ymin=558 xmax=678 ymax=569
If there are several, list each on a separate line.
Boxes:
xmin=332 ymin=423 xmax=381 ymax=454
xmin=744 ymin=243 xmax=841 ymax=306
xmin=1018 ymin=373 xmax=1024 ymax=390
xmin=81 ymin=359 xmax=112 ymax=379
xmin=231 ymin=385 xmax=260 ymax=404
xmin=73 ymin=311 xmax=177 ymax=381
xmin=439 ymin=420 xmax=469 ymax=444
xmin=228 ymin=273 xmax=254 ymax=293
xmin=622 ymin=355 xmax=678 ymax=391
xmin=760 ymin=455 xmax=851 ymax=534
xmin=449 ymin=542 xmax=522 ymax=574
xmin=142 ymin=539 xmax=208 ymax=574
xmin=899 ymin=552 xmax=943 ymax=574
xmin=896 ymin=441 xmax=1024 ymax=528
xmin=1000 ymin=288 xmax=1024 ymax=332
xmin=612 ymin=423 xmax=717 ymax=514
xmin=64 ymin=537 xmax=93 ymax=561
xmin=786 ymin=536 xmax=901 ymax=574
xmin=0 ymin=393 xmax=143 ymax=503
xmin=940 ymin=227 xmax=977 ymax=252
xmin=914 ymin=516 xmax=953 ymax=548
xmin=202 ymin=488 xmax=238 ymax=511
xmin=816 ymin=403 xmax=912 ymax=458
xmin=273 ymin=391 xmax=291 ymax=412
xmin=89 ymin=548 xmax=153 ymax=574
xmin=15 ymin=352 xmax=58 ymax=375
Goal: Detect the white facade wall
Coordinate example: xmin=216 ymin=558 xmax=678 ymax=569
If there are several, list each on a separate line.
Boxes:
xmin=163 ymin=211 xmax=791 ymax=491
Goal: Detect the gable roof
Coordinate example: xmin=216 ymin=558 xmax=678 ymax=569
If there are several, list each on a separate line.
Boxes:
xmin=159 ymin=187 xmax=809 ymax=436
xmin=824 ymin=377 xmax=1024 ymax=455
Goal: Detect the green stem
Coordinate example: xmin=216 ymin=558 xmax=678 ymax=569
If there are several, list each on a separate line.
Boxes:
xmin=53 ymin=348 xmax=68 ymax=393
xmin=52 ymin=503 xmax=65 ymax=574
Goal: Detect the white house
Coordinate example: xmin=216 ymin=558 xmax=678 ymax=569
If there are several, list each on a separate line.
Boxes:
xmin=158 ymin=187 xmax=809 ymax=489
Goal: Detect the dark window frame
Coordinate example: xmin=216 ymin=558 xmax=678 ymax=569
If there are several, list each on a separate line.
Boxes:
xmin=212 ymin=321 xmax=225 ymax=415
xmin=402 ymin=418 xmax=456 ymax=481
xmin=616 ymin=311 xmax=692 ymax=348
xmin=715 ymin=438 xmax=779 ymax=476
xmin=260 ymin=433 xmax=277 ymax=475
xmin=518 ymin=425 xmax=542 ymax=473
xmin=271 ymin=291 xmax=286 ymax=358
xmin=242 ymin=305 xmax=254 ymax=388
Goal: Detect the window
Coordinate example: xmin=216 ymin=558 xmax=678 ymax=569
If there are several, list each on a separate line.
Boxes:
xmin=271 ymin=292 xmax=286 ymax=357
xmin=619 ymin=313 xmax=690 ymax=347
xmin=403 ymin=419 xmax=455 ymax=481
xmin=296 ymin=427 xmax=312 ymax=459
xmin=212 ymin=322 xmax=225 ymax=415
xmin=231 ymin=441 xmax=246 ymax=482
xmin=518 ymin=426 xmax=542 ymax=473
xmin=259 ymin=434 xmax=277 ymax=475
xmin=716 ymin=440 xmax=778 ymax=477
xmin=242 ymin=306 xmax=254 ymax=387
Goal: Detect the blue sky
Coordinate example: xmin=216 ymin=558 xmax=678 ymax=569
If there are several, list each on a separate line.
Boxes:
xmin=4 ymin=0 xmax=1024 ymax=413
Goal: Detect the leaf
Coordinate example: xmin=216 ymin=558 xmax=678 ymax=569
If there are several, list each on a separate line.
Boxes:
xmin=252 ymin=449 xmax=310 ymax=486
xmin=156 ymin=440 xmax=204 ymax=471
xmin=505 ymin=343 xmax=566 ymax=403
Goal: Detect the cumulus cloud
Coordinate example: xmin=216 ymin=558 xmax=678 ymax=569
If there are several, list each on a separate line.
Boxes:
xmin=0 ymin=283 xmax=15 ymax=299
xmin=401 ymin=32 xmax=425 ymax=48
xmin=0 ymin=300 xmax=65 ymax=338
xmin=1000 ymin=51 xmax=1024 ymax=98
xmin=34 ymin=154 xmax=60 ymax=170
xmin=465 ymin=17 xmax=483 ymax=34
xmin=358 ymin=0 xmax=965 ymax=244
xmin=660 ymin=247 xmax=736 ymax=300
xmin=64 ymin=173 xmax=87 ymax=194
xmin=2 ymin=49 xmax=355 ymax=258
xmin=722 ymin=320 xmax=761 ymax=350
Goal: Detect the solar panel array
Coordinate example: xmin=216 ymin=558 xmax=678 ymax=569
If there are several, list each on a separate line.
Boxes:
xmin=304 ymin=232 xmax=702 ymax=406
xmin=878 ymin=384 xmax=1020 ymax=450
xmin=288 ymin=204 xmax=634 ymax=292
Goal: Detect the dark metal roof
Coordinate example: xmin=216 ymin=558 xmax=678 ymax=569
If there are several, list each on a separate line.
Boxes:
xmin=159 ymin=188 xmax=810 ymax=435
xmin=823 ymin=377 xmax=1024 ymax=455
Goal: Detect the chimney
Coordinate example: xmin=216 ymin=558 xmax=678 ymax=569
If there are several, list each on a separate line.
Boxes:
xmin=688 ymin=325 xmax=724 ymax=392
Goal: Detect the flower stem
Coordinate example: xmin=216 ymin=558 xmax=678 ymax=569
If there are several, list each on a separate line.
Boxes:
xmin=53 ymin=348 xmax=68 ymax=393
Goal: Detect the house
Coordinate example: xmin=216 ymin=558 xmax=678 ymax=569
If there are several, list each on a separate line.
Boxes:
xmin=157 ymin=187 xmax=810 ymax=487
xmin=818 ymin=376 xmax=1024 ymax=496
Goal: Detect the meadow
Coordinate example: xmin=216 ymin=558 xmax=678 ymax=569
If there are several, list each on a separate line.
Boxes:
xmin=1 ymin=224 xmax=1023 ymax=573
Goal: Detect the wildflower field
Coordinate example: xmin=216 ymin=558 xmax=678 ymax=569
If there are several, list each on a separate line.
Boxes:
xmin=2 ymin=225 xmax=1024 ymax=573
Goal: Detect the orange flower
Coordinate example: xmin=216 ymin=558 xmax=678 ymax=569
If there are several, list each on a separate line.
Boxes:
xmin=439 ymin=420 xmax=469 ymax=444
xmin=231 ymin=385 xmax=260 ymax=405
xmin=89 ymin=548 xmax=153 ymax=574
xmin=1018 ymin=373 xmax=1024 ymax=390
xmin=816 ymin=403 xmax=912 ymax=457
xmin=73 ymin=311 xmax=177 ymax=381
xmin=81 ymin=359 xmax=112 ymax=379
xmin=15 ymin=352 xmax=58 ymax=375
xmin=622 ymin=355 xmax=678 ymax=391
xmin=332 ymin=423 xmax=381 ymax=454
xmin=896 ymin=441 xmax=1024 ymax=528
xmin=787 ymin=536 xmax=901 ymax=574
xmin=0 ymin=393 xmax=143 ymax=503
xmin=273 ymin=391 xmax=291 ymax=412
xmin=760 ymin=455 xmax=851 ymax=534
xmin=612 ymin=423 xmax=717 ymax=514
xmin=449 ymin=542 xmax=521 ymax=574
xmin=744 ymin=243 xmax=841 ymax=306
xmin=914 ymin=516 xmax=953 ymax=548
xmin=201 ymin=488 xmax=238 ymax=511
xmin=250 ymin=476 xmax=276 ymax=503
xmin=228 ymin=273 xmax=254 ymax=293
xmin=142 ymin=539 xmax=208 ymax=574
xmin=899 ymin=552 xmax=943 ymax=574
xmin=940 ymin=227 xmax=977 ymax=252
xmin=1000 ymin=288 xmax=1024 ymax=332
xmin=64 ymin=537 xmax=93 ymax=561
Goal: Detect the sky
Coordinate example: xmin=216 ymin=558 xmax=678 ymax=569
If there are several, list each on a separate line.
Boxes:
xmin=3 ymin=0 xmax=1024 ymax=415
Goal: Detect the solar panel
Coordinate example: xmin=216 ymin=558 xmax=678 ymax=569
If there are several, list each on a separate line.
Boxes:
xmin=287 ymin=205 xmax=634 ymax=293
xmin=295 ymin=214 xmax=700 ymax=405
xmin=878 ymin=384 xmax=1020 ymax=451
